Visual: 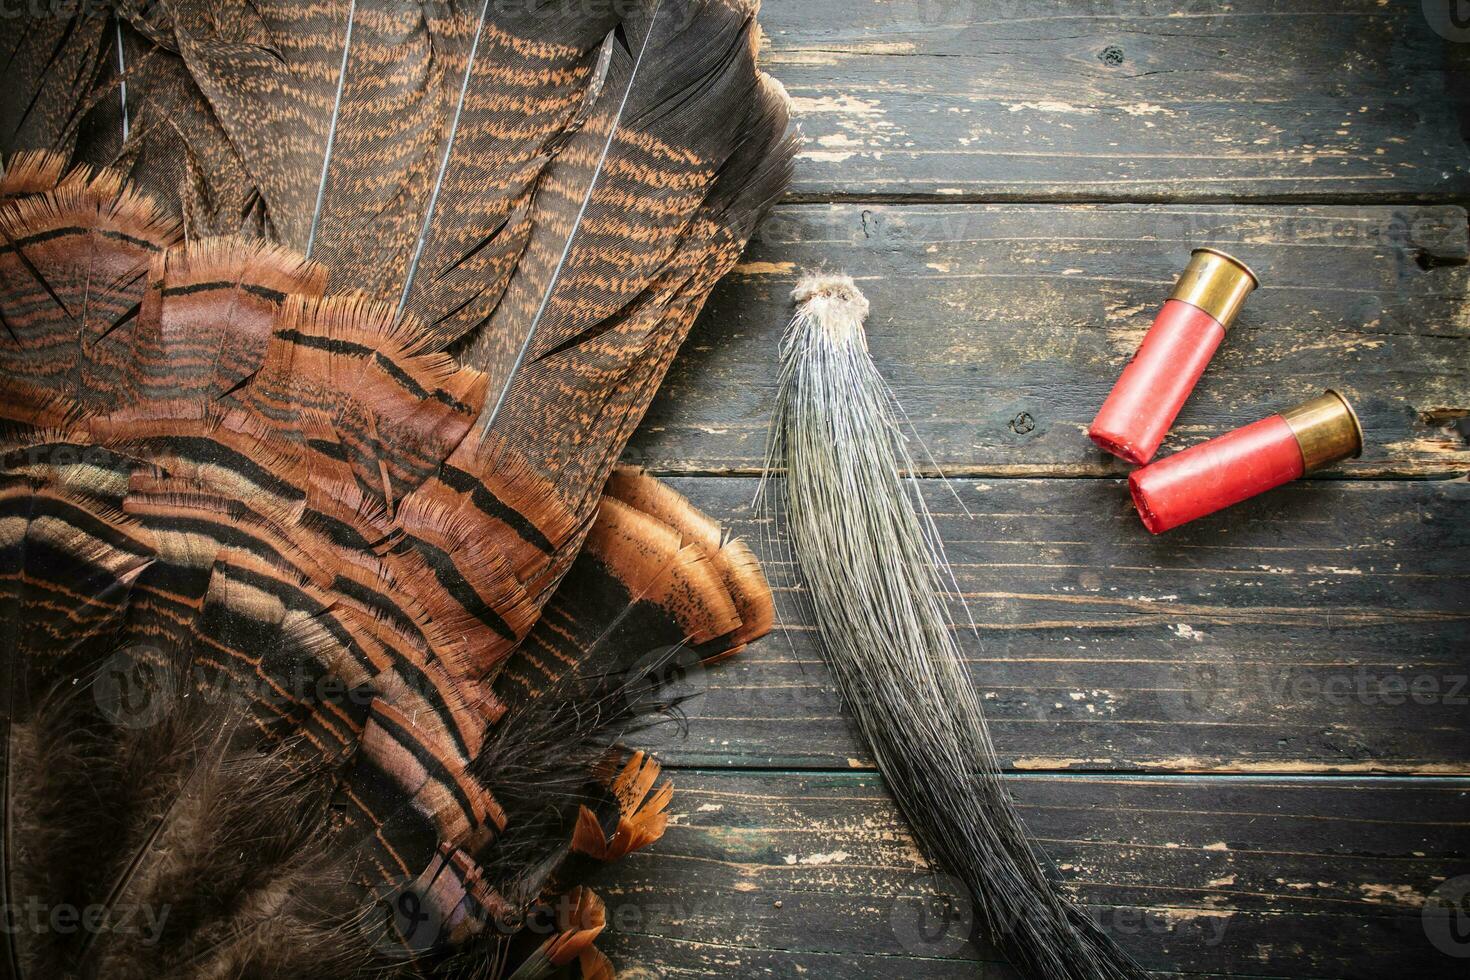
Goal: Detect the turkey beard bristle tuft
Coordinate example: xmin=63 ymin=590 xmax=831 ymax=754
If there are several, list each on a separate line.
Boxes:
xmin=759 ymin=274 xmax=1153 ymax=980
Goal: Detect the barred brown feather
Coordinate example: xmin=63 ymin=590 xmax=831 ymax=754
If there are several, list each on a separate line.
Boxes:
xmin=0 ymin=1 xmax=791 ymax=975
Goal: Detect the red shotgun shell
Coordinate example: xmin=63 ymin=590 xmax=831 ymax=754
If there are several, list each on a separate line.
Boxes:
xmin=1129 ymin=390 xmax=1365 ymax=534
xmin=1089 ymin=248 xmax=1259 ymax=465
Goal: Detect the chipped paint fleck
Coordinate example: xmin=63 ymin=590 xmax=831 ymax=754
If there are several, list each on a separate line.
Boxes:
xmin=785 ymin=851 xmax=852 ymax=866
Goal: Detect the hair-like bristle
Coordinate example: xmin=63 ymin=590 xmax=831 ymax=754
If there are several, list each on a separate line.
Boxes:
xmin=760 ymin=273 xmax=1153 ymax=980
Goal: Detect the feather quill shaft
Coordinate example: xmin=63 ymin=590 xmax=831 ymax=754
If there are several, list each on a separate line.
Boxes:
xmin=482 ymin=2 xmax=663 ymax=435
xmin=395 ymin=0 xmax=495 ymax=316
xmin=112 ymin=18 xmax=129 ymax=143
xmin=759 ymin=274 xmax=1151 ymax=980
xmin=306 ymin=0 xmax=358 ymax=258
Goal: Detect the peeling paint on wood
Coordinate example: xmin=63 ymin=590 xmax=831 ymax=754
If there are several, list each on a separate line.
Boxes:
xmin=590 ymin=772 xmax=1470 ymax=978
xmin=601 ymin=4 xmax=1470 ymax=977
xmin=629 ymin=477 xmax=1470 ymax=775
xmin=760 ymin=0 xmax=1470 ymax=201
xmin=630 ymin=204 xmax=1470 ymax=477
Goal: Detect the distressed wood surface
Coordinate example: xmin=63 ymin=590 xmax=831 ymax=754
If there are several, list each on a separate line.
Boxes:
xmin=628 ymin=203 xmax=1470 ymax=477
xmin=631 ymin=477 xmax=1470 ymax=774
xmin=589 ymin=771 xmax=1470 ymax=979
xmin=762 ymin=0 xmax=1470 ymax=201
xmin=600 ymin=4 xmax=1470 ymax=977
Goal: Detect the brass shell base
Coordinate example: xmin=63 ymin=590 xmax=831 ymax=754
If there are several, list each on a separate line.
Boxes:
xmin=1170 ymin=247 xmax=1259 ymax=330
xmin=1282 ymin=390 xmax=1365 ymax=471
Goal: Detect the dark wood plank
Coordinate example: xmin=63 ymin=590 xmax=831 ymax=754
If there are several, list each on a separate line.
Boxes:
xmin=590 ymin=771 xmax=1470 ymax=980
xmin=762 ymin=0 xmax=1470 ymax=201
xmin=629 ymin=203 xmax=1470 ymax=477
xmin=632 ymin=477 xmax=1470 ymax=773
xmin=602 ymin=5 xmax=1470 ymax=978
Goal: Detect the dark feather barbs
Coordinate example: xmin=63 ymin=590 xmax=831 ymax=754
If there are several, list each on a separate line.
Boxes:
xmin=0 ymin=1 xmax=791 ymax=976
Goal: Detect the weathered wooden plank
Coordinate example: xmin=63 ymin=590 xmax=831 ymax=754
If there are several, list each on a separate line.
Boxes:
xmin=590 ymin=771 xmax=1470 ymax=979
xmin=761 ymin=0 xmax=1470 ymax=201
xmin=631 ymin=477 xmax=1470 ymax=773
xmin=629 ymin=203 xmax=1470 ymax=476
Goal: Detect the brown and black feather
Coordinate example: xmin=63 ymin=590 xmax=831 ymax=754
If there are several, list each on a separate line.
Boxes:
xmin=0 ymin=1 xmax=791 ymax=976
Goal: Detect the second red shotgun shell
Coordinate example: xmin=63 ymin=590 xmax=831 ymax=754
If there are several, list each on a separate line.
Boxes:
xmin=1129 ymin=390 xmax=1365 ymax=534
xmin=1089 ymin=248 xmax=1259 ymax=465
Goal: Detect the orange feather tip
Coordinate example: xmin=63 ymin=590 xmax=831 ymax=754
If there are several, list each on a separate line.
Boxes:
xmin=0 ymin=149 xmax=70 ymax=197
xmin=573 ymin=751 xmax=674 ymax=862
xmin=578 ymin=946 xmax=616 ymax=980
xmin=163 ymin=236 xmax=330 ymax=300
xmin=545 ymin=887 xmax=608 ymax=968
xmin=0 ymin=161 xmax=180 ymax=253
xmin=598 ymin=468 xmax=776 ymax=654
xmin=606 ymin=465 xmax=721 ymax=552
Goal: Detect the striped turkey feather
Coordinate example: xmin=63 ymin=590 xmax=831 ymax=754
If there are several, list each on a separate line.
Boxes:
xmin=0 ymin=1 xmax=791 ymax=976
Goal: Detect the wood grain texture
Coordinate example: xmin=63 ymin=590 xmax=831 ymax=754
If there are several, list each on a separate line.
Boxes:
xmin=606 ymin=6 xmax=1470 ymax=976
xmin=629 ymin=477 xmax=1470 ymax=774
xmin=589 ymin=771 xmax=1470 ymax=979
xmin=627 ymin=203 xmax=1470 ymax=477
xmin=762 ymin=0 xmax=1470 ymax=201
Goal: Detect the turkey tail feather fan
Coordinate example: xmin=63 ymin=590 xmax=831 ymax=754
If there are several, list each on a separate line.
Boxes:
xmin=0 ymin=0 xmax=791 ymax=975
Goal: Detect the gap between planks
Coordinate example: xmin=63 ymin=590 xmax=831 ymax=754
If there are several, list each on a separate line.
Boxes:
xmin=638 ymin=466 xmax=1470 ymax=481
xmin=784 ymin=192 xmax=1470 ymax=208
xmin=656 ymin=765 xmax=1470 ymax=785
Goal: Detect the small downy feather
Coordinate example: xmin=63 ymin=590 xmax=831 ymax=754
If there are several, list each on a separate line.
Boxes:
xmin=759 ymin=274 xmax=1153 ymax=980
